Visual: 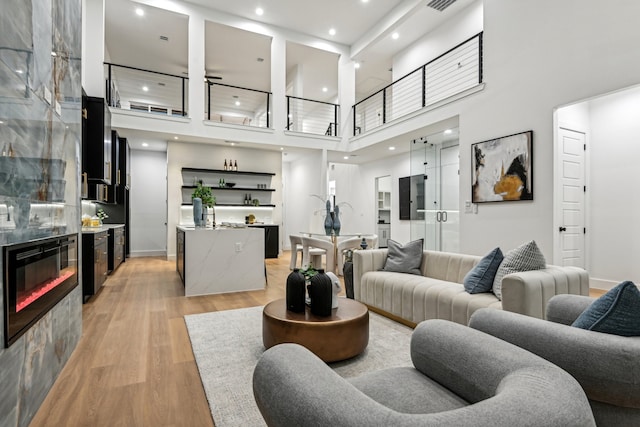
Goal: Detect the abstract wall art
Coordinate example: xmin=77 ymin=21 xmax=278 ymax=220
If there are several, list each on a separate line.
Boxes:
xmin=471 ymin=130 xmax=533 ymax=203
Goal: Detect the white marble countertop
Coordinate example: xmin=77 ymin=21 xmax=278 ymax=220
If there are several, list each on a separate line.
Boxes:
xmin=81 ymin=223 xmax=124 ymax=234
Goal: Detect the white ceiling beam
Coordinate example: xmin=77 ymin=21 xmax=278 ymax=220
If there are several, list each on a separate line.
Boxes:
xmin=350 ymin=0 xmax=424 ymax=59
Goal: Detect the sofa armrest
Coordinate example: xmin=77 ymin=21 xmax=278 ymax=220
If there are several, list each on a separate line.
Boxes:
xmin=469 ymin=308 xmax=640 ymax=409
xmin=546 ymin=294 xmax=595 ymax=325
xmin=353 ymin=249 xmax=388 ymax=300
xmin=500 ymin=266 xmax=589 ymax=319
xmin=253 ymin=343 xmax=394 ymax=427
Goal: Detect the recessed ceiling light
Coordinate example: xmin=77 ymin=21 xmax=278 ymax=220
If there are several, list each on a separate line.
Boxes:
xmin=329 ymin=28 xmax=336 ymax=36
xmin=444 ymin=129 xmax=452 ymax=134
xmin=142 ymin=142 xmax=149 ymax=147
xmin=142 ymin=86 xmax=149 ymax=92
xmin=235 ymin=101 xmax=241 ymax=106
xmin=174 ymin=136 xmax=179 ymax=140
xmin=135 ymin=8 xmax=144 ymax=16
xmin=389 ymin=146 xmax=396 ymax=151
xmin=15 ymin=69 xmax=23 ymax=74
xmin=280 ymin=147 xmax=284 ymax=150
xmin=392 ymin=32 xmax=399 ymax=40
xmin=343 ymin=156 xmax=349 ymax=160
xmin=255 ymin=7 xmax=264 ymax=16
xmin=361 ymin=0 xmax=369 ymax=3
xmin=354 ymin=62 xmax=361 ymax=69
xmin=322 ymin=87 xmax=328 ymax=92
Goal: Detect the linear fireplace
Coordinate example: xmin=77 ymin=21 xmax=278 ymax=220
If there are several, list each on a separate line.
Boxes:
xmin=3 ymin=233 xmax=78 ymax=347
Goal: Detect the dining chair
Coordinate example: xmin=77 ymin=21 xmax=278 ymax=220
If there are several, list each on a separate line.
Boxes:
xmin=289 ymin=235 xmax=304 ymax=270
xmin=301 ymin=236 xmax=335 ymax=273
xmin=336 ymin=236 xmax=361 ymax=275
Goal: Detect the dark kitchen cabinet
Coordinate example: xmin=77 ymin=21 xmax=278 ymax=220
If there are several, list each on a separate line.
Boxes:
xmin=108 ymin=226 xmax=125 ymax=273
xmin=115 ymin=136 xmax=130 ymax=204
xmin=251 ymin=225 xmax=279 ymax=258
xmin=176 ymin=228 xmax=185 ymax=284
xmin=82 ymin=95 xmax=112 ymax=186
xmin=82 ymin=230 xmax=108 ymax=302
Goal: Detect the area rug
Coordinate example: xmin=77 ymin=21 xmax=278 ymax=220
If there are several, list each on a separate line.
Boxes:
xmin=184 ymin=305 xmax=413 ymax=427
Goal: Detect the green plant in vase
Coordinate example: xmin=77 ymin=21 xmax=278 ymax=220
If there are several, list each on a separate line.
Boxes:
xmin=192 ymin=182 xmax=215 ymax=207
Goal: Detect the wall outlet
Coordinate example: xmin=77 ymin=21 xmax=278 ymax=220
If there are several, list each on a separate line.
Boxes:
xmin=235 ymin=242 xmax=242 ymax=252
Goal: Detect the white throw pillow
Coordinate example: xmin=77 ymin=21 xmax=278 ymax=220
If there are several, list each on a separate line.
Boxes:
xmin=493 ymin=240 xmax=546 ymax=300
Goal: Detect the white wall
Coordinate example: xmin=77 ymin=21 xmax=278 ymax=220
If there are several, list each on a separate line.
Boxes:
xmin=282 ymin=150 xmax=324 ymax=249
xmin=392 ymin=0 xmax=483 ymax=79
xmin=587 ymin=86 xmax=640 ymax=286
xmin=167 ymin=142 xmax=283 ymax=257
xmin=130 ymin=149 xmax=168 ymax=256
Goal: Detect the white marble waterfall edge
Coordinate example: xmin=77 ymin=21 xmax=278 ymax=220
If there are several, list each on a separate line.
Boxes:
xmin=181 ymin=227 xmax=265 ymax=296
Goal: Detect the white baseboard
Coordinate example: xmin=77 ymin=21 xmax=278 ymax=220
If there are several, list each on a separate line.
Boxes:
xmin=130 ymin=250 xmax=167 ymax=258
xmin=589 ymin=277 xmax=619 ymax=291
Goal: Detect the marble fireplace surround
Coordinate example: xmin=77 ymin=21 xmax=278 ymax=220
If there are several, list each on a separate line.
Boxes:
xmin=0 ymin=0 xmax=83 ymax=426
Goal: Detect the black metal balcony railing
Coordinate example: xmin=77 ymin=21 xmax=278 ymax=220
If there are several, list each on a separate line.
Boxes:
xmin=104 ymin=63 xmax=188 ymax=117
xmin=286 ymin=96 xmax=339 ymax=137
xmin=353 ymin=32 xmax=483 ymax=136
xmin=206 ymin=80 xmax=271 ymax=128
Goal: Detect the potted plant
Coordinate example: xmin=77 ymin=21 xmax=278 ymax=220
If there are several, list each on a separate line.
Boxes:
xmin=192 ymin=182 xmax=215 ymax=207
xmin=192 ymin=183 xmax=216 ymax=227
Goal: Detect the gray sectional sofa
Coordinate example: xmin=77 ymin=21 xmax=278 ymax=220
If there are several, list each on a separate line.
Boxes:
xmin=353 ymin=248 xmax=589 ymax=325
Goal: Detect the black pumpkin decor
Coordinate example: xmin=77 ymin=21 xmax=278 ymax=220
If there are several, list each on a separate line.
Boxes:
xmin=286 ymin=269 xmax=306 ymax=313
xmin=307 ymin=272 xmax=333 ymax=316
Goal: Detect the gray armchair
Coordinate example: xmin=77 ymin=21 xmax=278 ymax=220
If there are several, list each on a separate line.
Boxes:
xmin=253 ymin=319 xmax=595 ymax=427
xmin=469 ymin=295 xmax=640 ymax=426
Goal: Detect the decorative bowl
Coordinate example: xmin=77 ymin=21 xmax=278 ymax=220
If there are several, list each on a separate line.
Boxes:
xmin=225 ymin=182 xmax=236 ymax=188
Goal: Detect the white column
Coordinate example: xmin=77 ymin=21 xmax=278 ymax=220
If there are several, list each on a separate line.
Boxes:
xmin=82 ymin=0 xmax=105 ymax=97
xmin=338 ymin=55 xmax=356 ymax=139
xmin=188 ymin=15 xmax=205 ymax=122
xmin=271 ymin=35 xmax=287 ymax=132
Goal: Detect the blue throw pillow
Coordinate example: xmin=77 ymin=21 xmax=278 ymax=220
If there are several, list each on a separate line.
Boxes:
xmin=572 ymin=281 xmax=640 ymax=336
xmin=463 ymin=248 xmax=504 ymax=294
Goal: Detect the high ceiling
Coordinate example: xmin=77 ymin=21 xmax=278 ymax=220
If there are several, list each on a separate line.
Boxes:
xmin=104 ymin=0 xmax=477 ymax=160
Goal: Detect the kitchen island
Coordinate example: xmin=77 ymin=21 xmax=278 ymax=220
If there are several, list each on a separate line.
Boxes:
xmin=176 ymin=226 xmax=265 ymax=296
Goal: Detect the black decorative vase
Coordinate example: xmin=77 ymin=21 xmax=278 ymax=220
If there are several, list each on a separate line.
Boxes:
xmin=343 ymin=261 xmax=354 ymax=299
xmin=286 ymin=269 xmax=306 ymax=313
xmin=307 ymin=272 xmax=333 ymax=316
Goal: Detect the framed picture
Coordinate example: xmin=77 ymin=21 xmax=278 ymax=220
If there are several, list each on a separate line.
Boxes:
xmin=471 ymin=130 xmax=533 ymax=203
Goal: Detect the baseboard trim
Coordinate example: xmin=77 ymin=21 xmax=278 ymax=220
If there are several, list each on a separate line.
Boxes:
xmin=590 ymin=278 xmax=619 ymax=291
xmin=130 ymin=250 xmax=167 ymax=258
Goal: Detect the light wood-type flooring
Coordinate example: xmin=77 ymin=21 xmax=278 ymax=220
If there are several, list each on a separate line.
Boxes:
xmin=29 ymin=255 xmax=292 ymax=427
xmin=29 ymin=253 xmax=605 ymax=427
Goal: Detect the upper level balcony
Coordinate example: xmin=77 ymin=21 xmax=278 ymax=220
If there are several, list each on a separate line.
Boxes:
xmin=104 ymin=32 xmax=483 ymax=148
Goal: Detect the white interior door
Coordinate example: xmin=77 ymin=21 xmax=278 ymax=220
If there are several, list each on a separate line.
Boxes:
xmin=558 ymin=127 xmax=586 ymax=268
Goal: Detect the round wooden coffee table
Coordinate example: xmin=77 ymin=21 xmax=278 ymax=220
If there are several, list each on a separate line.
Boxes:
xmin=262 ymin=298 xmax=369 ymax=362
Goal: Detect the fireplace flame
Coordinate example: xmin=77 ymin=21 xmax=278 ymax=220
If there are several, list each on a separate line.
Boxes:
xmin=16 ymin=270 xmax=75 ymax=313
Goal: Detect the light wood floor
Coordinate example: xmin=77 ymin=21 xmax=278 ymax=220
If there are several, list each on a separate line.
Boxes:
xmin=29 ymin=253 xmax=605 ymax=427
xmin=29 ymin=254 xmax=293 ymax=427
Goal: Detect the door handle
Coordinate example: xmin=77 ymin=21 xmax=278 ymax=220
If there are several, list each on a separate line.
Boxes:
xmin=559 ymin=226 xmax=567 ymax=232
xmin=436 ymin=211 xmax=441 ymax=222
xmin=442 ymin=211 xmax=448 ymax=222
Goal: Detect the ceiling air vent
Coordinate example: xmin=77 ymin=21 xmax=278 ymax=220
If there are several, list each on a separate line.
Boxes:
xmin=427 ymin=0 xmax=457 ymax=12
